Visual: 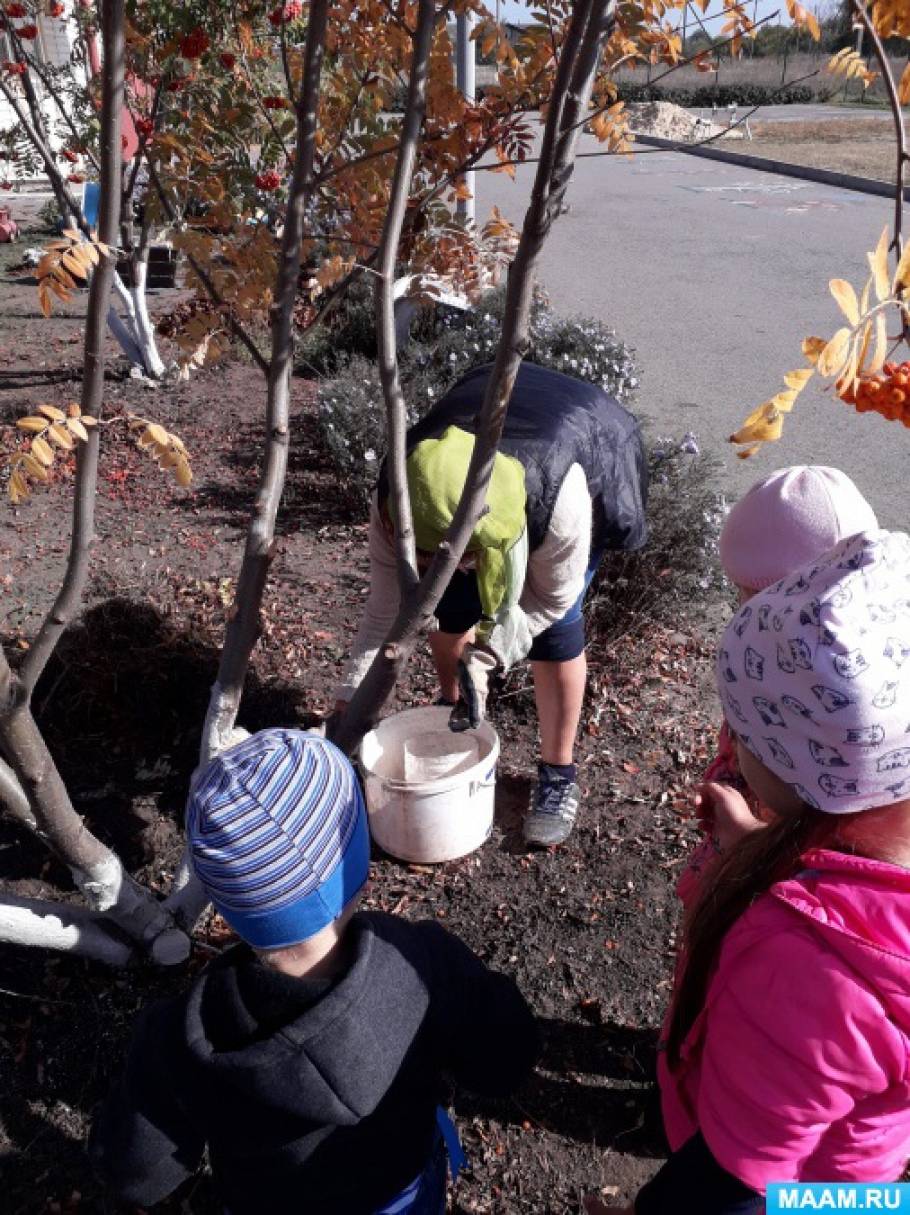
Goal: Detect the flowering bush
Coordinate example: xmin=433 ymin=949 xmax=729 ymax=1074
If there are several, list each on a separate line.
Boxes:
xmin=314 ymin=287 xmax=639 ymax=510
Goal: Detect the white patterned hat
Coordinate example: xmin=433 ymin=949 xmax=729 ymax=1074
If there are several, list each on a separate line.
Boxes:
xmin=718 ymin=529 xmax=910 ymax=814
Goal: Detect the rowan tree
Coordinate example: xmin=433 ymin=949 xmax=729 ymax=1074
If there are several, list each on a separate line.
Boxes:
xmin=1 ymin=0 xmax=779 ymax=964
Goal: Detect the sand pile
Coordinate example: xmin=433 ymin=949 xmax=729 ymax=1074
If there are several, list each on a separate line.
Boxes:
xmin=626 ymin=100 xmax=743 ymax=142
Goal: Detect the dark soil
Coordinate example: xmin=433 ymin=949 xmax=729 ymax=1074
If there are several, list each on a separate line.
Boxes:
xmin=0 ymin=201 xmax=720 ymax=1215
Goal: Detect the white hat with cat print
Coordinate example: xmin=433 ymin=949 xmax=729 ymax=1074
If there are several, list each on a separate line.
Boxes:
xmin=718 ymin=529 xmax=910 ymax=814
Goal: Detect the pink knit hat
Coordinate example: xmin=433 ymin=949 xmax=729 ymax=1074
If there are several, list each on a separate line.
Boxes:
xmin=720 ymin=466 xmax=878 ymax=592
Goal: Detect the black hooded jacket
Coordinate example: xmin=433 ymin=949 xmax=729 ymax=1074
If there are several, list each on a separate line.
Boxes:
xmin=88 ymin=912 xmax=538 ymax=1213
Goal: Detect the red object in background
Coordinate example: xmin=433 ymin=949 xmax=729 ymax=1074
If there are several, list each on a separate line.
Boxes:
xmin=3 ymin=60 xmax=27 ymax=75
xmin=17 ymin=22 xmax=37 ymax=38
xmin=67 ymin=173 xmax=84 ymax=183
xmin=255 ymin=170 xmax=280 ymax=191
xmin=4 ymin=4 xmax=28 ymax=18
xmin=262 ymin=95 xmax=287 ymax=110
xmin=61 ymin=149 xmax=79 ymax=162
xmin=47 ymin=2 xmax=66 ymax=16
xmin=134 ymin=117 xmax=153 ymax=140
xmin=269 ymin=2 xmax=302 ymax=25
xmin=219 ymin=52 xmax=236 ymax=69
xmin=180 ymin=28 xmax=209 ymax=60
xmin=0 ymin=204 xmax=19 ymax=243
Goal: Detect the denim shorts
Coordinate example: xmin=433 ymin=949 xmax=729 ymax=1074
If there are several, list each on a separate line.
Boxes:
xmin=435 ymin=552 xmax=603 ymax=663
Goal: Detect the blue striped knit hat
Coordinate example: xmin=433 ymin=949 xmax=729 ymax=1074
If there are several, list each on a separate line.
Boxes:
xmin=186 ymin=729 xmax=370 ymax=948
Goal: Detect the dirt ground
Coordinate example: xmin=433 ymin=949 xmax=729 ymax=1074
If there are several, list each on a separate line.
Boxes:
xmin=0 ymin=202 xmax=720 ymax=1215
xmin=749 ymin=115 xmax=898 ymax=181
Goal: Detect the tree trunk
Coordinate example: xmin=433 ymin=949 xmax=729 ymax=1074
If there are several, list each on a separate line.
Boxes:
xmin=200 ymin=0 xmax=331 ymax=763
xmin=0 ymin=1 xmax=188 ymax=965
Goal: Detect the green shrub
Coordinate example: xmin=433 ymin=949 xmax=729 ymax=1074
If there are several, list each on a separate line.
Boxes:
xmin=617 ymin=81 xmax=815 ymax=108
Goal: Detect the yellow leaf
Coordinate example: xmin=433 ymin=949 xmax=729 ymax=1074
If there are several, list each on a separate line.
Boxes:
xmin=174 ymin=455 xmax=193 ymax=487
xmin=802 ymin=336 xmax=827 ymax=365
xmin=49 ymin=423 xmax=74 ymax=450
xmin=16 ymin=416 xmax=49 ymax=433
xmin=144 ymin=422 xmax=169 ymax=447
xmin=782 ymin=368 xmax=814 ymax=392
xmin=9 ymin=471 xmax=29 ymax=502
xmin=817 ymin=327 xmax=852 ymax=377
xmin=61 ymin=228 xmax=81 ymax=241
xmin=892 ymin=241 xmax=910 ymax=293
xmin=66 ymin=417 xmax=89 ymax=442
xmin=829 ymin=278 xmax=859 ymax=325
xmin=734 ymin=442 xmax=762 ymax=460
xmin=900 ymin=62 xmax=910 ymax=105
xmin=731 ymin=409 xmax=784 ymax=445
xmin=61 ymin=250 xmax=89 ymax=280
xmin=854 ymin=321 xmax=873 ymax=377
xmin=66 ymin=402 xmax=81 ymax=417
xmin=31 ymin=436 xmax=54 ymax=467
xmin=868 ymin=311 xmax=889 ymax=375
xmin=870 ymin=226 xmax=891 ymax=302
xmin=22 ymin=453 xmax=49 ymax=481
xmin=38 ymin=284 xmax=52 ymax=319
xmin=38 ymin=404 xmax=66 ymax=421
xmin=79 ymin=415 xmax=98 ymax=427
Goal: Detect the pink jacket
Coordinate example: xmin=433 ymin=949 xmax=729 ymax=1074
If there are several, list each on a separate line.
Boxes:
xmin=659 ymin=848 xmax=910 ymax=1189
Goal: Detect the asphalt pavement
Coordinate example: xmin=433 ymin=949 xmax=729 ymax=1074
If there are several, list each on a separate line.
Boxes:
xmin=476 ymin=132 xmax=904 ymax=527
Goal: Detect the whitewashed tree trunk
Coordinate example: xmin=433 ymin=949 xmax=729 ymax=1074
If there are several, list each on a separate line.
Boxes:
xmin=0 ymin=895 xmax=135 ymax=966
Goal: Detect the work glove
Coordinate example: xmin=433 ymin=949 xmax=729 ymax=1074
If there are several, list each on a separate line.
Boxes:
xmin=449 ymin=644 xmax=499 ymax=732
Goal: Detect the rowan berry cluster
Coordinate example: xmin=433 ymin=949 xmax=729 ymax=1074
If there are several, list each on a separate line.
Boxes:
xmin=840 ymin=361 xmax=910 ymax=423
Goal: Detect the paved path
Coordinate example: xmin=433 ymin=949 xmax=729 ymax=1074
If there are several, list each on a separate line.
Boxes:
xmin=476 ymin=134 xmax=905 ymax=527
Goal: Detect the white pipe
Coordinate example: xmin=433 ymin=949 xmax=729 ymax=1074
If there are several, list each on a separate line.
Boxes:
xmin=455 ymin=12 xmax=476 ymax=226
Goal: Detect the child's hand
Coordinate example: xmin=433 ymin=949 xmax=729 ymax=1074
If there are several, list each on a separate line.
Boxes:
xmin=695 ymin=781 xmax=765 ymax=853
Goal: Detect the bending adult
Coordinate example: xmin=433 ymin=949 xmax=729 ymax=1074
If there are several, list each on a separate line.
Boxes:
xmin=336 ymin=362 xmax=648 ymax=846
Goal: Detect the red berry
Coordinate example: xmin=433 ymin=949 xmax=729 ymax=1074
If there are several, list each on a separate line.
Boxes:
xmin=262 ymin=95 xmax=287 ymax=110
xmin=134 ymin=116 xmax=153 ymax=139
xmin=61 ymin=148 xmax=78 ymax=162
xmin=5 ymin=4 xmax=27 ymax=18
xmin=219 ymin=51 xmax=236 ymax=69
xmin=47 ymin=2 xmax=65 ymax=15
xmin=17 ymin=22 xmax=38 ymax=38
xmin=179 ymin=28 xmax=209 ymax=60
xmin=67 ymin=173 xmax=85 ymax=183
xmin=3 ymin=60 xmax=27 ymax=75
xmin=255 ymin=170 xmax=280 ymax=191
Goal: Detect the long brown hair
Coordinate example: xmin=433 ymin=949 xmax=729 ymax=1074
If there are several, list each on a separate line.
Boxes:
xmin=665 ymin=807 xmax=839 ymax=1069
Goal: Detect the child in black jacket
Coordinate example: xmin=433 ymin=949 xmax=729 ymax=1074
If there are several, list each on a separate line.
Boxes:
xmin=89 ymin=729 xmax=538 ymax=1214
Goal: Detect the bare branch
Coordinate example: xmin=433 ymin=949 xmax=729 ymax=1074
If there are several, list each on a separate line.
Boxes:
xmin=852 ymin=0 xmax=906 ymax=261
xmin=375 ymin=0 xmax=438 ymax=600
xmin=0 ymin=755 xmax=36 ymax=830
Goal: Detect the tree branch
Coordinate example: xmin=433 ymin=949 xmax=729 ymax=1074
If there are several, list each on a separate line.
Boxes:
xmin=19 ymin=0 xmax=126 ymax=695
xmin=852 ymin=0 xmax=906 ymax=261
xmin=374 ymin=0 xmax=437 ymax=600
xmin=332 ymin=0 xmax=613 ymax=754
xmin=200 ymin=0 xmax=331 ymax=763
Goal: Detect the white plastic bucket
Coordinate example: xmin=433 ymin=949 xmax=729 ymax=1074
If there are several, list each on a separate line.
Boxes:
xmin=360 ymin=706 xmax=499 ymax=863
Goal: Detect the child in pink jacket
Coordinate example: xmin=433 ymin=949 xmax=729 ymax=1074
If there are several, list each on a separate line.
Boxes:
xmin=677 ymin=466 xmax=878 ymax=907
xmin=600 ymin=529 xmax=910 ymax=1215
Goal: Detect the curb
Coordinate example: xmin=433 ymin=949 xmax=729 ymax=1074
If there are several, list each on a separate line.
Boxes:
xmin=631 ymin=132 xmax=910 ymax=202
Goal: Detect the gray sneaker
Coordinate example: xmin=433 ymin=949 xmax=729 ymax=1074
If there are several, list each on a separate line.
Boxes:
xmin=522 ymin=778 xmax=581 ymax=847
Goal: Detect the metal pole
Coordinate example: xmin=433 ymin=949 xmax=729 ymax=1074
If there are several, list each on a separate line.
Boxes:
xmin=455 ymin=11 xmax=475 ymax=225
